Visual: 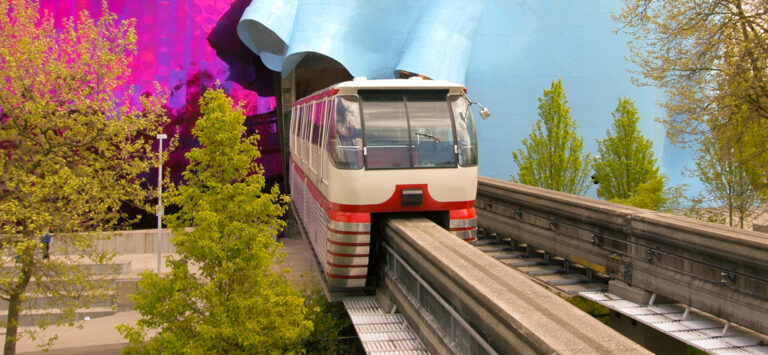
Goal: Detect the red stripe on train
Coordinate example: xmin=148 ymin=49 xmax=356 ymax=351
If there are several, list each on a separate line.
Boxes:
xmin=327 ymin=239 xmax=370 ymax=247
xmin=450 ymin=226 xmax=477 ymax=232
xmin=450 ymin=207 xmax=476 ymax=219
xmin=328 ymin=210 xmax=370 ymax=224
xmin=327 ymin=273 xmax=368 ymax=279
xmin=327 ymin=250 xmax=369 ymax=258
xmin=327 ymin=227 xmax=370 ymax=236
xmin=327 ymin=262 xmax=369 ymax=268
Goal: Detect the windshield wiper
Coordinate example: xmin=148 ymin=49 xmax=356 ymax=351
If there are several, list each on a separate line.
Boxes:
xmin=414 ymin=132 xmax=441 ymax=142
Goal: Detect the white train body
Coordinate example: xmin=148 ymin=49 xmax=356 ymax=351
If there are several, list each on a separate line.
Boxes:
xmin=289 ymin=78 xmax=479 ymax=288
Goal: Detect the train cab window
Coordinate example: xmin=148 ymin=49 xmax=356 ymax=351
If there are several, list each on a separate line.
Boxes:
xmin=449 ymin=95 xmax=479 ymax=166
xmin=408 ymin=100 xmax=456 ymax=168
xmin=327 ymin=96 xmax=363 ymax=169
xmin=359 ymin=90 xmax=456 ymax=169
xmin=360 ymin=95 xmax=410 ymax=169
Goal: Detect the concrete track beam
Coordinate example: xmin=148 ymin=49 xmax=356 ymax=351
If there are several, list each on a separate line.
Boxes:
xmin=382 ymin=217 xmax=650 ymax=354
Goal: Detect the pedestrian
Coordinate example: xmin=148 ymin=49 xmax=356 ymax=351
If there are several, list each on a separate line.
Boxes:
xmin=41 ymin=227 xmax=52 ymax=259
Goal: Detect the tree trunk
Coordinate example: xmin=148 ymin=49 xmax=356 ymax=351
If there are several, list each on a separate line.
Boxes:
xmin=4 ymin=293 xmax=21 ymax=355
xmin=5 ymin=257 xmax=32 ymax=355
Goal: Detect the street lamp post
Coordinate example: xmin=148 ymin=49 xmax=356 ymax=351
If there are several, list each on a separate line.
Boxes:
xmin=156 ymin=133 xmax=167 ymax=275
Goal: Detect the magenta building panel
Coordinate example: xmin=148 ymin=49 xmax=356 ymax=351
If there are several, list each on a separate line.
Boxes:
xmin=39 ymin=0 xmax=281 ymax=182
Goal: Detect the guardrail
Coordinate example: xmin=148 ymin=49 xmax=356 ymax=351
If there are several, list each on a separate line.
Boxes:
xmin=476 ymin=176 xmax=768 ymax=335
xmin=380 ymin=217 xmax=650 ymax=354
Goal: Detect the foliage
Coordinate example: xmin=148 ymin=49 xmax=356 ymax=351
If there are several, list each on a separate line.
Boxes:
xmin=0 ymin=1 xmax=165 ymax=353
xmin=512 ymin=79 xmax=591 ymax=195
xmin=594 ymin=98 xmax=660 ymax=200
xmin=566 ymin=296 xmax=610 ymax=325
xmin=593 ymin=97 xmax=684 ymax=211
xmin=301 ymin=288 xmax=359 ymax=354
xmin=691 ymin=132 xmax=762 ymax=228
xmin=610 ymin=176 xmax=685 ymax=211
xmin=119 ymin=89 xmax=312 ymax=354
xmin=615 ymin=0 xmax=768 ymax=194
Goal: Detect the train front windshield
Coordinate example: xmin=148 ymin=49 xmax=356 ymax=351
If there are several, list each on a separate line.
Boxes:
xmin=356 ymin=90 xmax=478 ymax=169
xmin=326 ymin=90 xmax=479 ymax=170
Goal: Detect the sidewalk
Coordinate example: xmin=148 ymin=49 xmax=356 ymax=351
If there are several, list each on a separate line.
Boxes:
xmin=14 ymin=231 xmax=319 ymax=354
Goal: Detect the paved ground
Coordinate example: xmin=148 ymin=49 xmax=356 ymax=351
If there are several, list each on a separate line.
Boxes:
xmin=15 ymin=230 xmax=318 ymax=354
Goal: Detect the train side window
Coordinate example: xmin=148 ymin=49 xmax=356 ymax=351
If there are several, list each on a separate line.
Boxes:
xmin=302 ymin=103 xmax=311 ymax=161
xmin=311 ymin=100 xmax=324 ymax=173
xmin=321 ymin=98 xmax=333 ymax=180
xmin=327 ymin=96 xmax=363 ymax=170
xmin=289 ymin=108 xmax=294 ymax=155
xmin=298 ymin=104 xmax=306 ymax=160
xmin=290 ymin=107 xmax=299 ymax=155
xmin=449 ymin=95 xmax=479 ymax=166
xmin=293 ymin=105 xmax=300 ymax=156
xmin=299 ymin=105 xmax=307 ymax=158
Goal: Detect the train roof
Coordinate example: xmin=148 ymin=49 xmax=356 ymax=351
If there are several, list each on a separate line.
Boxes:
xmin=334 ymin=78 xmax=465 ymax=90
xmin=295 ymin=78 xmax=466 ymax=106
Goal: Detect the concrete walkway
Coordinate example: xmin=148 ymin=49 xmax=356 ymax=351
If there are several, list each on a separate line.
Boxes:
xmin=14 ymin=230 xmax=318 ymax=354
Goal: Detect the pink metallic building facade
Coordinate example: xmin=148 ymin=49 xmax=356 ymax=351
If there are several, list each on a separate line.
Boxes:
xmin=40 ymin=0 xmax=281 ymax=183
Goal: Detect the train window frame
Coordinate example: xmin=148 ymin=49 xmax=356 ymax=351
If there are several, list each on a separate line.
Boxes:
xmin=358 ymin=90 xmax=458 ymax=170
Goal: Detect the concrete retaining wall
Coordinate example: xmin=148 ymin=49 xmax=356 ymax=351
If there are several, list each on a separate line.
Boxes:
xmin=50 ymin=228 xmax=182 ymax=255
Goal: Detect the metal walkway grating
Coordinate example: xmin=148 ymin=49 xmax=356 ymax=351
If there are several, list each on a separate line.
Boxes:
xmin=343 ymin=297 xmax=429 ymax=355
xmin=581 ymin=291 xmax=768 ymax=354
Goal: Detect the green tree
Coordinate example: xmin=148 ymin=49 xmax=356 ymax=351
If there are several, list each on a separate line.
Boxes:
xmin=512 ymin=79 xmax=591 ymax=195
xmin=594 ymin=98 xmax=659 ymax=201
xmin=593 ymin=97 xmax=683 ymax=210
xmin=0 ymin=1 xmax=165 ymax=354
xmin=119 ymin=89 xmax=313 ymax=354
xmin=615 ymin=0 xmax=768 ymax=194
xmin=692 ymin=132 xmax=762 ymax=228
xmin=300 ymin=288 xmax=359 ymax=354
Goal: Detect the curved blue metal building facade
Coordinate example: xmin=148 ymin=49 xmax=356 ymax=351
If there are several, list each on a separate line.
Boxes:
xmin=238 ymin=0 xmax=696 ymax=191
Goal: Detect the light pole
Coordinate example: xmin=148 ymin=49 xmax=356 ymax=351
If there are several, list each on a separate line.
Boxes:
xmin=156 ymin=133 xmax=167 ymax=275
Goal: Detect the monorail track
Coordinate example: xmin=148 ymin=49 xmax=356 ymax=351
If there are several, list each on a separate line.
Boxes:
xmin=473 ymin=229 xmax=609 ymax=298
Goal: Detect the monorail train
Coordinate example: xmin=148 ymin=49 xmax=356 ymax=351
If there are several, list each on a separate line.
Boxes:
xmin=289 ymin=77 xmax=482 ymax=288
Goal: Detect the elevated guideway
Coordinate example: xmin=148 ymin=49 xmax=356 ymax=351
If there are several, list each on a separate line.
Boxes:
xmin=475 ymin=176 xmax=768 ymax=352
xmin=378 ymin=217 xmax=650 ymax=354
